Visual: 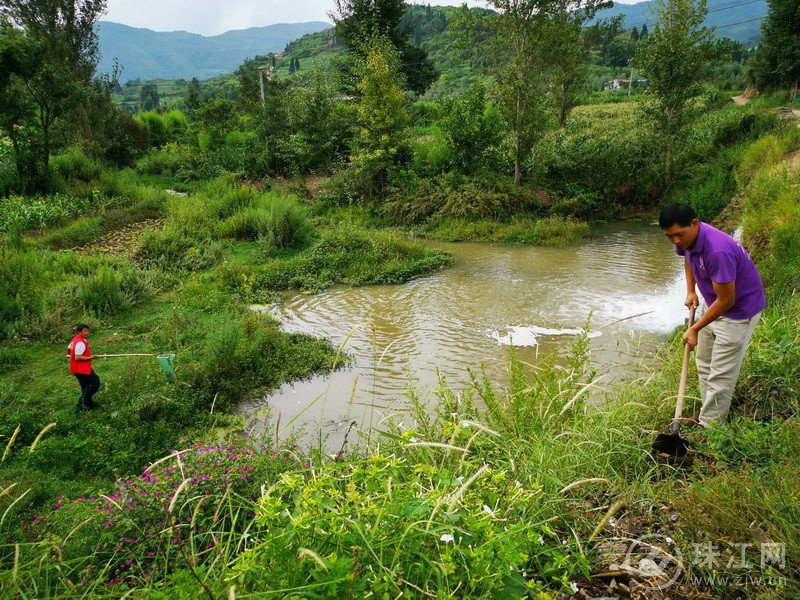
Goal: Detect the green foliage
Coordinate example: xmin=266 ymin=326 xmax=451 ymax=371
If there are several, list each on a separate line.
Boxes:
xmin=0 ymin=194 xmax=95 ymax=233
xmin=348 ymin=46 xmax=411 ymax=201
xmin=137 ymin=227 xmax=223 ymax=272
xmin=437 ymin=83 xmax=505 ymax=173
xmin=38 ymin=216 xmax=103 ymax=250
xmin=137 ymin=110 xmax=188 ymax=148
xmin=136 ymin=143 xmax=201 ymax=178
xmin=635 ymin=0 xmax=721 ymax=187
xmin=0 ymin=247 xmax=46 ymax=339
xmin=50 ymin=147 xmax=104 ymax=183
xmin=747 ymin=0 xmax=800 ymax=92
xmin=178 ymin=313 xmax=336 ymax=407
xmin=423 ymin=214 xmax=591 ymax=245
xmin=263 ymin=195 xmax=312 ymax=250
xmin=384 ymin=171 xmax=541 ymax=223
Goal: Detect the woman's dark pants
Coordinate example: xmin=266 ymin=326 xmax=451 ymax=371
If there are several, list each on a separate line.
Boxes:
xmin=74 ymin=371 xmax=101 ymax=410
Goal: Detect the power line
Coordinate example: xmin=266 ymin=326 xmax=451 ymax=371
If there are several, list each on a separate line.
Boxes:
xmin=621 ymin=0 xmax=766 ymax=31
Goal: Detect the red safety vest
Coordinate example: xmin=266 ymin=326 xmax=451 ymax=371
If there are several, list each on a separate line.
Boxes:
xmin=68 ymin=334 xmax=92 ymax=375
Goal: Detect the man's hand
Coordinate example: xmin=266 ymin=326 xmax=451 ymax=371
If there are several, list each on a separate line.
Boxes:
xmin=682 ymin=328 xmax=698 ymax=349
xmin=685 ymin=292 xmax=699 ymax=309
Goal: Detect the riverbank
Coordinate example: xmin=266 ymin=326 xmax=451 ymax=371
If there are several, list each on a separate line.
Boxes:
xmin=1 ymin=101 xmax=799 ymax=597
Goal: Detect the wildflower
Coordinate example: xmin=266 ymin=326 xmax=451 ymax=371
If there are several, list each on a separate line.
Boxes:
xmin=562 ymin=538 xmax=568 ymax=546
xmin=538 ymin=536 xmax=545 ymax=545
xmin=569 ymin=582 xmax=579 ymax=594
xmin=665 ymin=536 xmax=673 ymax=544
xmin=482 ymin=505 xmax=496 ymax=518
xmin=410 ymin=437 xmax=420 ymax=443
xmin=440 ymin=534 xmax=454 ymax=543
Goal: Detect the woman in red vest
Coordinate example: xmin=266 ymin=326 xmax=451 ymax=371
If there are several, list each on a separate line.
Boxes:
xmin=67 ymin=324 xmax=102 ymax=411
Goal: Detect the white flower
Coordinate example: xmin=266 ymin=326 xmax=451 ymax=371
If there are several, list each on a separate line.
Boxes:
xmin=410 ymin=437 xmax=420 ymax=443
xmin=522 ymin=571 xmax=528 ymax=577
xmin=569 ymin=581 xmax=579 ymax=594
xmin=562 ymin=538 xmax=568 ymax=546
xmin=609 ymin=517 xmax=617 ymax=526
xmin=440 ymin=533 xmax=454 ymax=543
xmin=456 ymin=476 xmax=464 ymax=482
xmin=665 ymin=536 xmax=673 ymax=544
xmin=482 ymin=504 xmax=496 ymax=517
xmin=538 ymin=535 xmax=545 ymax=545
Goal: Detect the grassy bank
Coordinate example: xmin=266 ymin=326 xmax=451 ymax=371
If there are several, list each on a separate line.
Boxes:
xmin=0 ymin=122 xmax=798 ymax=597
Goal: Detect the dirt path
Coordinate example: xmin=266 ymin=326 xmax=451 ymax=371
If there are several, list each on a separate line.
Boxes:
xmin=83 ymin=219 xmax=164 ymax=257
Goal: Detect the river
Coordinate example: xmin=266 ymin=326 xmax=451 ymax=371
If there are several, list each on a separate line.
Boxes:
xmin=239 ymin=222 xmax=687 ymax=449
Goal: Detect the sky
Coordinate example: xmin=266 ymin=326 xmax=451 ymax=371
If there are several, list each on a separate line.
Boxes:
xmin=104 ymin=0 xmax=639 ymax=36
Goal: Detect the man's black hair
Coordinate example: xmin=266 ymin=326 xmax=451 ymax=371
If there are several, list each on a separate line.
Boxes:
xmin=74 ymin=323 xmax=90 ymax=332
xmin=659 ymin=203 xmax=697 ymax=229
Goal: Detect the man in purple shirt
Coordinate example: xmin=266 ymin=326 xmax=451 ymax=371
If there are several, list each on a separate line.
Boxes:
xmin=660 ymin=203 xmax=766 ymax=428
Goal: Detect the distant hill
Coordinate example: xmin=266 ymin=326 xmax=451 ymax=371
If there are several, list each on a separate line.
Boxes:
xmin=96 ymin=21 xmax=332 ymax=82
xmin=592 ymin=0 xmax=767 ymax=45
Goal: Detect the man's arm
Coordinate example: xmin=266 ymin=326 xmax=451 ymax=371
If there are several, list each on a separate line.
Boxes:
xmin=682 ymin=280 xmax=736 ymax=349
xmin=684 ymin=259 xmax=699 ymax=309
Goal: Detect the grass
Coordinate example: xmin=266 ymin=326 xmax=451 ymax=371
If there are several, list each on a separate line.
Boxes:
xmin=419 ymin=214 xmax=591 ymax=245
xmin=1 ymin=112 xmax=799 ymax=598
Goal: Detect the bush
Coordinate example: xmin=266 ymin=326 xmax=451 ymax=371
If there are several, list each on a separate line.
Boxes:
xmin=0 ymin=248 xmax=47 ymax=339
xmin=384 ymin=172 xmax=541 ymax=223
xmin=218 ymin=205 xmax=271 ymax=241
xmin=38 ymin=216 xmax=103 ymax=250
xmin=75 ymin=265 xmax=154 ymax=316
xmin=137 ymin=227 xmax=223 ymax=272
xmin=50 ymin=147 xmax=104 ymax=183
xmin=136 ymin=143 xmax=199 ymax=178
xmin=137 ymin=110 xmax=188 ymax=148
xmin=263 ymin=195 xmax=312 ymax=250
xmin=0 ymin=194 xmax=95 ymax=233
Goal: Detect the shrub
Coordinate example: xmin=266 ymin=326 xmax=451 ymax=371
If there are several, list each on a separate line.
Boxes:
xmin=137 ymin=227 xmax=223 ymax=272
xmin=218 ymin=205 xmax=271 ymax=241
xmin=384 ymin=172 xmax=541 ymax=223
xmin=76 ymin=266 xmax=128 ymax=315
xmin=0 ymin=248 xmax=47 ymax=339
xmin=38 ymin=216 xmax=103 ymax=250
xmin=263 ymin=195 xmax=312 ymax=249
xmin=50 ymin=147 xmax=104 ymax=183
xmin=0 ymin=194 xmax=95 ymax=233
xmin=136 ymin=143 xmax=198 ymax=177
xmin=22 ymin=437 xmax=304 ymax=590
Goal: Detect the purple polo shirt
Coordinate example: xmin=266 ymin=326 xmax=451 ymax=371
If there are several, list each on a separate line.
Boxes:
xmin=676 ymin=222 xmax=765 ymax=319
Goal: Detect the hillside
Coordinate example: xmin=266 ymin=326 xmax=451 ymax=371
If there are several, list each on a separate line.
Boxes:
xmin=96 ymin=21 xmax=332 ymax=82
xmin=593 ymin=0 xmax=767 ymax=44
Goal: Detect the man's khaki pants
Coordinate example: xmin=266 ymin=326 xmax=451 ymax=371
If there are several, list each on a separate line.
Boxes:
xmin=696 ymin=308 xmax=761 ymax=427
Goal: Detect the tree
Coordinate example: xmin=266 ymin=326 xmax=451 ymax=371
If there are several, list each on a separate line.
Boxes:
xmin=636 ymin=0 xmax=719 ymax=188
xmin=631 ymin=26 xmax=640 ymax=41
xmin=185 ymin=77 xmax=201 ymax=113
xmin=747 ymin=0 xmax=800 ymax=94
xmin=641 ymin=23 xmax=649 ymax=38
xmin=438 ymin=83 xmax=504 ymax=173
xmin=139 ymin=82 xmax=160 ymax=111
xmin=1 ymin=0 xmax=106 ymax=85
xmin=481 ymin=0 xmax=607 ymax=184
xmin=349 ymin=45 xmax=410 ymax=200
xmin=289 ymin=57 xmax=296 ymax=73
xmin=331 ymin=0 xmax=438 ymax=94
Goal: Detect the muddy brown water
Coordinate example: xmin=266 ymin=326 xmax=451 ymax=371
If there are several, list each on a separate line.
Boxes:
xmin=239 ymin=222 xmax=686 ymax=450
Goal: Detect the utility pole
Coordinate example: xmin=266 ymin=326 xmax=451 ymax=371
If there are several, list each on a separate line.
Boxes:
xmin=257 ymin=66 xmax=275 ymax=107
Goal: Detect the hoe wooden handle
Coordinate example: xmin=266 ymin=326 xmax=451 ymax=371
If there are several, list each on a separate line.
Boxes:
xmin=671 ymin=307 xmax=696 ymax=434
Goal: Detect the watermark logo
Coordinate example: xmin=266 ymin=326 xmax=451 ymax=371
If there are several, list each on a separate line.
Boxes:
xmin=623 ymin=535 xmax=787 ymax=592
xmin=623 ymin=533 xmax=684 ymax=591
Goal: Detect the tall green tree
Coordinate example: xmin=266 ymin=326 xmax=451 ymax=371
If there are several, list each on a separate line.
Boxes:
xmin=481 ymin=0 xmax=607 ymax=184
xmin=139 ymin=82 xmax=160 ymax=111
xmin=636 ymin=0 xmax=719 ymax=188
xmin=185 ymin=77 xmax=201 ymax=113
xmin=747 ymin=0 xmax=800 ymax=94
xmin=438 ymin=83 xmax=504 ymax=173
xmin=349 ymin=45 xmax=409 ymax=200
xmin=331 ymin=0 xmax=438 ymax=94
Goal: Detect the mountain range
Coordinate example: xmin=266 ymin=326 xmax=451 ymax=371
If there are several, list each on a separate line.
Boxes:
xmin=96 ymin=21 xmax=331 ymax=82
xmin=98 ymin=0 xmax=767 ymax=83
